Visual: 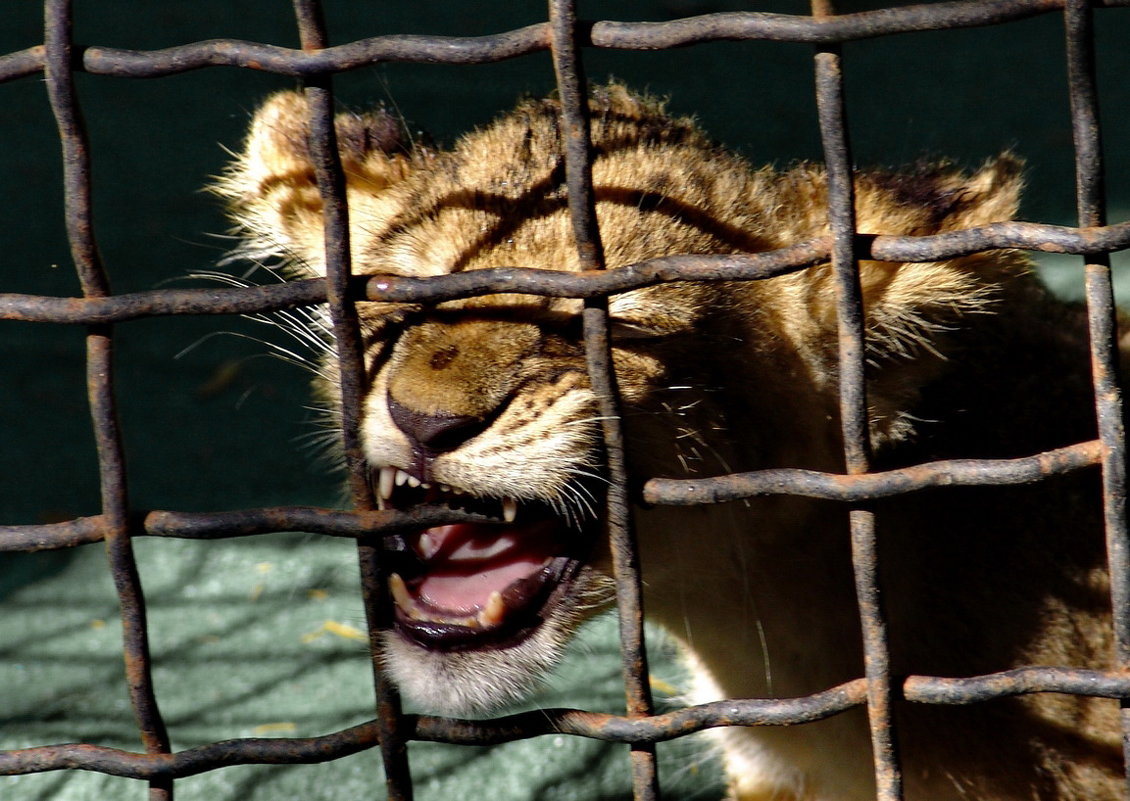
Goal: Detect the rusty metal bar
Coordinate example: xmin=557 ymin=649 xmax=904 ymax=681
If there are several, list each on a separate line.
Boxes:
xmin=548 ymin=1 xmax=658 ymax=798
xmin=0 ymin=438 xmax=1103 ymax=553
xmin=811 ymin=1 xmax=902 ymax=797
xmin=902 ymin=667 xmax=1130 ymax=705
xmin=0 ymin=279 xmax=329 ymax=324
xmin=813 ymin=49 xmax=868 ymax=473
xmin=8 ymin=214 xmax=1130 ymax=323
xmin=414 ymin=684 xmax=869 ymax=744
xmin=0 ymin=507 xmax=496 ymax=551
xmin=43 ymin=1 xmax=104 ymax=299
xmin=7 ymin=216 xmax=1130 ymax=321
xmin=289 ymin=2 xmax=414 ymax=799
xmin=14 ymin=661 xmax=1130 ymax=779
xmin=1064 ymin=0 xmax=1130 ymax=791
xmin=142 ymin=507 xmax=486 ymax=540
xmin=0 ymin=683 xmax=865 ymax=779
xmin=9 ymin=0 xmax=1130 ymax=85
xmin=645 ymin=440 xmax=1103 ymax=505
xmin=42 ymin=3 xmax=172 ymax=800
xmin=0 ymin=514 xmax=109 ymax=551
xmin=291 ymin=1 xmax=370 ymax=509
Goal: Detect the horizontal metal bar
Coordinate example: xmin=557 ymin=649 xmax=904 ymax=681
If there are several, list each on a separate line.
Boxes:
xmin=644 ymin=440 xmax=1102 ymax=505
xmin=4 ymin=218 xmax=1130 ymax=325
xmin=0 ymin=440 xmax=1101 ymax=552
xmin=0 ymin=506 xmax=499 ymax=552
xmin=412 ymin=683 xmax=866 ymax=744
xmin=591 ymin=0 xmax=1071 ymax=48
xmin=3 ymin=1 xmax=1130 ymax=83
xmin=0 ymin=514 xmax=108 ymax=550
xmin=864 ymin=219 xmax=1130 ymax=261
xmin=0 ymin=725 xmax=384 ymax=780
xmin=0 ymin=682 xmax=867 ymax=779
xmin=7 ymin=664 xmax=1130 ymax=779
xmin=0 ymin=24 xmax=548 ymax=83
xmin=0 ymin=278 xmax=327 ymax=324
xmin=362 ymin=244 xmax=825 ymax=303
xmin=0 ymin=441 xmax=1100 ymax=552
xmin=903 ymin=666 xmax=1130 ymax=704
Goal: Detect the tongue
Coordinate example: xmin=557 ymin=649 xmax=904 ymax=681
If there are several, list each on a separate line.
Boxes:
xmin=415 ymin=521 xmax=561 ymax=614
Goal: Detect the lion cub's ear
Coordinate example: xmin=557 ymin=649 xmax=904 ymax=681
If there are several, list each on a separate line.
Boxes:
xmin=215 ymin=90 xmax=420 ymax=275
xmin=926 ymin=155 xmax=1023 ymax=233
xmin=849 ymin=157 xmax=1033 ymax=447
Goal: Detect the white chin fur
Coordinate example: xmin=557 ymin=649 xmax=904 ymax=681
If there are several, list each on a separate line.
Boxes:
xmin=379 ymin=624 xmax=567 ymax=715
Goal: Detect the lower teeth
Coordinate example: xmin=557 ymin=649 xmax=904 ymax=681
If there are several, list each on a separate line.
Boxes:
xmin=388 ymin=572 xmax=508 ymax=629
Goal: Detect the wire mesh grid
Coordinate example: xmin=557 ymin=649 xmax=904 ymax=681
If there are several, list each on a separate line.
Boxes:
xmin=3 ymin=1 xmax=1130 ymax=800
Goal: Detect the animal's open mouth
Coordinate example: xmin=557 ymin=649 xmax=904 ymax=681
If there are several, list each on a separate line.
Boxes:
xmin=374 ymin=466 xmax=595 ymax=652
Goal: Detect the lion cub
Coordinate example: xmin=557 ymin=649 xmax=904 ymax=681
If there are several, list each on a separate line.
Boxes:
xmin=216 ymin=84 xmax=1125 ymax=800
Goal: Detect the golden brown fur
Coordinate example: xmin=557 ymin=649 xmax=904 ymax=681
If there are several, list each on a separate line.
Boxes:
xmin=215 ymin=84 xmax=1126 ymax=800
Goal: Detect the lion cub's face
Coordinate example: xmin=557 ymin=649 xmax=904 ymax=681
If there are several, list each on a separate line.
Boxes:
xmin=216 ymin=85 xmax=1026 ymax=715
xmin=218 ymin=86 xmax=741 ymax=712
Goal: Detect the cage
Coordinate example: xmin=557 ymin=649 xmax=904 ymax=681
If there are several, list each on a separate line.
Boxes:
xmin=3 ymin=1 xmax=1130 ymax=800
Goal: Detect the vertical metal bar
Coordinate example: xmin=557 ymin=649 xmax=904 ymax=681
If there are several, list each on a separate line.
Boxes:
xmin=1064 ymin=0 xmax=1130 ymax=791
xmin=546 ymin=2 xmax=658 ymax=799
xmin=43 ymin=2 xmax=172 ymax=799
xmin=810 ymin=2 xmax=902 ymax=799
xmin=290 ymin=3 xmax=413 ymax=800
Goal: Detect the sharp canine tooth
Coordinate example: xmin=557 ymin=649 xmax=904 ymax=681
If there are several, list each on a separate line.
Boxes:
xmin=378 ymin=467 xmax=396 ymax=501
xmin=478 ymin=591 xmax=506 ymax=627
xmin=417 ymin=531 xmax=438 ymax=560
xmin=388 ymin=573 xmax=411 ymax=610
xmin=502 ymin=497 xmax=518 ymax=524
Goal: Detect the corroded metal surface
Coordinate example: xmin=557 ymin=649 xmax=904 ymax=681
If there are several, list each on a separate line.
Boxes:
xmin=7 ymin=2 xmax=1130 ymax=84
xmin=1064 ymin=0 xmax=1130 ymax=790
xmin=289 ymin=2 xmax=416 ymax=799
xmin=43 ymin=3 xmax=173 ymax=800
xmin=11 ymin=665 xmax=1130 ymax=779
xmin=810 ymin=0 xmax=902 ymax=794
xmin=644 ymin=440 xmax=1104 ymax=505
xmin=549 ymin=1 xmax=659 ymax=796
xmin=7 ymin=221 xmax=1130 ymax=324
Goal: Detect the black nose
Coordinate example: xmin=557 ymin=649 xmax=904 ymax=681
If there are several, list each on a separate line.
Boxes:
xmin=386 ymin=394 xmax=488 ymax=454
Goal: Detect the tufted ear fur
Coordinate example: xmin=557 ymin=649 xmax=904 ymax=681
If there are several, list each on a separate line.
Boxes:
xmin=214 ymin=90 xmax=422 ymax=276
xmin=762 ymin=156 xmax=1034 ymax=450
xmin=854 ymin=157 xmax=1033 ymax=447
